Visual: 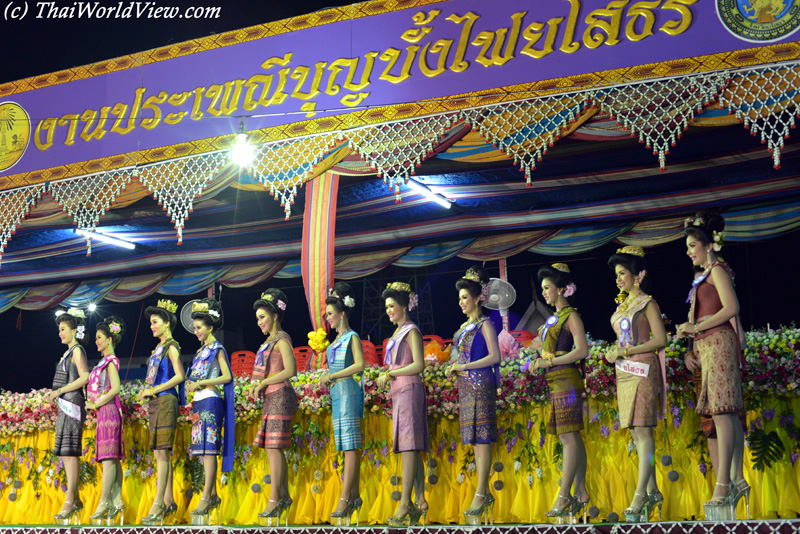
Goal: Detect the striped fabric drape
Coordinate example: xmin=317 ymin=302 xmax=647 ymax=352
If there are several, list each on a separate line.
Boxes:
xmin=301 ymin=172 xmax=339 ymax=330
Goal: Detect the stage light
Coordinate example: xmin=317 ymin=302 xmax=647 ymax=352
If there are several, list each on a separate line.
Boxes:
xmin=406 ymin=179 xmax=452 ymax=209
xmin=88 ymin=303 xmax=97 ymax=312
xmin=76 ymin=229 xmax=135 ymax=250
xmin=231 ymin=120 xmax=254 ymax=168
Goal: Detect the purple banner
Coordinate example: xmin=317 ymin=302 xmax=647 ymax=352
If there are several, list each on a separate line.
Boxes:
xmin=2 ymin=0 xmax=799 ymax=179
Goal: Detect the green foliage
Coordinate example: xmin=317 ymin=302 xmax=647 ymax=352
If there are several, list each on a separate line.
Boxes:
xmin=749 ymin=427 xmax=785 ymax=471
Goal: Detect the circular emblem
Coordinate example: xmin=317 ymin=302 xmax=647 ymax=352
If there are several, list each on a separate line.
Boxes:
xmin=386 ymin=339 xmax=396 ymax=352
xmin=464 ymin=323 xmax=476 ymax=332
xmin=154 ymin=345 xmax=164 ymax=356
xmin=545 ymin=315 xmax=558 ymax=327
xmin=717 ymin=0 xmax=800 ymax=42
xmin=0 ymin=102 xmax=31 ymax=173
xmin=620 ymin=318 xmax=631 ymax=332
xmin=200 ymin=348 xmax=210 ymax=359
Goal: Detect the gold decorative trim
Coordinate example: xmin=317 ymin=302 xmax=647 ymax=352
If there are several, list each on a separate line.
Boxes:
xmin=0 ymin=0 xmax=445 ymax=97
xmin=2 ymin=42 xmax=800 ymax=189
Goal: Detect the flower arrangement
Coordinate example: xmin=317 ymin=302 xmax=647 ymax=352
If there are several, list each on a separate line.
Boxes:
xmin=0 ymin=326 xmax=797 ymax=441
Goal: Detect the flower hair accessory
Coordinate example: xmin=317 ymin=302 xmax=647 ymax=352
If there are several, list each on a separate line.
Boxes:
xmin=635 ymin=270 xmax=647 ymax=286
xmin=408 ymin=293 xmax=419 ymax=311
xmin=329 ymin=288 xmax=356 ymax=308
xmin=109 ymin=322 xmax=121 ymax=334
xmin=208 ymin=309 xmax=221 ymax=319
xmin=712 ymin=231 xmax=724 ymax=252
xmin=75 ymin=325 xmax=86 ymax=340
xmin=261 ymin=293 xmax=287 ymax=311
xmin=617 ymin=246 xmax=645 ymax=257
xmin=563 ymin=283 xmax=577 ymax=297
xmin=66 ymin=308 xmax=85 ymax=319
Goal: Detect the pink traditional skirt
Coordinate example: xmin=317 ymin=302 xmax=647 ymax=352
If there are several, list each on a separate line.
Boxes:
xmin=95 ymin=401 xmax=124 ymax=461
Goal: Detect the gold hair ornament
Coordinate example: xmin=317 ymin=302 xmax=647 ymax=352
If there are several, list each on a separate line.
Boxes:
xmin=551 ymin=263 xmax=570 ymax=273
xmin=616 ymin=246 xmax=645 ymax=257
xmin=156 ymin=299 xmax=178 ymax=314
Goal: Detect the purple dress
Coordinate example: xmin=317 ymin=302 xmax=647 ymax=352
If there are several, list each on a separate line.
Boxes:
xmin=385 ymin=322 xmax=429 ymax=453
xmin=87 ymin=355 xmax=124 ymax=461
xmin=456 ymin=317 xmax=498 ymax=445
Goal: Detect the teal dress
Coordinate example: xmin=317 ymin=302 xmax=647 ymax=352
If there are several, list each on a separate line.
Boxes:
xmin=327 ymin=330 xmax=363 ymax=451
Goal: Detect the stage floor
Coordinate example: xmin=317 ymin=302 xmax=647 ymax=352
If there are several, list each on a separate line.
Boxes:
xmin=3 ymin=521 xmax=800 ymax=534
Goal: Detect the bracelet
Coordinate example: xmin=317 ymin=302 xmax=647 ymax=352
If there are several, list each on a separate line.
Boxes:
xmin=57 ymin=388 xmax=62 ymax=396
xmin=624 ymin=348 xmax=629 ymax=358
xmin=548 ymin=359 xmax=553 ymax=368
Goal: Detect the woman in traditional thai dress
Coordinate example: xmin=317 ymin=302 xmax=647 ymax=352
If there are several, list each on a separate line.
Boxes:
xmin=528 ymin=264 xmax=589 ymax=521
xmin=677 ymin=212 xmax=747 ymax=518
xmin=137 ymin=299 xmax=185 ymax=525
xmin=247 ymin=289 xmax=298 ymax=524
xmin=445 ymin=267 xmax=501 ymax=525
xmin=319 ymin=282 xmax=365 ymax=525
xmin=376 ymin=282 xmax=429 ymax=526
xmin=685 ymin=266 xmax=748 ymax=517
xmin=87 ymin=317 xmax=126 ymax=525
xmin=46 ymin=308 xmax=90 ymax=524
xmin=605 ymin=246 xmax=667 ymax=522
xmin=185 ymin=298 xmax=234 ymax=524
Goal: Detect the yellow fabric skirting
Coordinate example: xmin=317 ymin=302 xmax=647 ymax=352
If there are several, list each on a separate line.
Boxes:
xmin=1 ymin=397 xmax=799 ymax=525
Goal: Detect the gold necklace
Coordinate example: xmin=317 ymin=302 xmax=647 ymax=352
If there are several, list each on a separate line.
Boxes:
xmin=616 ymin=292 xmax=643 ymax=315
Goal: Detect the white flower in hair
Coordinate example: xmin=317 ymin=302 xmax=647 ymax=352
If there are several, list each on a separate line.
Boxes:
xmin=343 ymin=295 xmax=356 ymax=308
xmin=208 ymin=309 xmax=220 ymax=319
xmin=76 ymin=325 xmax=86 ymax=340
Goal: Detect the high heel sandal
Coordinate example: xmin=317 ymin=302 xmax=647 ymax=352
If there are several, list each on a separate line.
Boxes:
xmin=191 ymin=495 xmax=221 ymax=526
xmin=464 ymin=493 xmax=495 ymax=526
xmin=54 ymin=500 xmax=84 ymax=526
xmin=90 ymin=501 xmax=112 ymax=526
xmin=704 ymin=482 xmax=735 ymax=522
xmin=351 ymin=496 xmax=363 ymax=526
xmin=545 ymin=493 xmax=575 ymax=525
xmin=107 ymin=501 xmax=124 ymax=527
xmin=731 ymin=479 xmax=751 ymax=520
xmin=388 ymin=502 xmax=414 ymax=527
xmin=141 ymin=502 xmax=166 ymax=526
xmin=647 ymin=490 xmax=664 ymax=522
xmin=623 ymin=492 xmax=651 ymax=523
xmin=412 ymin=501 xmax=429 ymax=526
xmin=330 ymin=497 xmax=354 ymax=527
xmin=259 ymin=498 xmax=286 ymax=527
xmin=572 ymin=492 xmax=591 ymax=523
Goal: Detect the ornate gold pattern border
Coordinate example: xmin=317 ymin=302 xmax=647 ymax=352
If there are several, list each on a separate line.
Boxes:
xmin=0 ymin=0 xmax=445 ymax=97
xmin=2 ymin=42 xmax=800 ymax=191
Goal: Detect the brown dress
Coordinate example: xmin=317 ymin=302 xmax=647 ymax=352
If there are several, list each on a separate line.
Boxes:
xmin=611 ymin=294 xmax=664 ymax=429
xmin=691 ymin=263 xmax=744 ymax=416
xmin=253 ymin=331 xmax=298 ymax=449
xmin=541 ymin=307 xmax=585 ymax=435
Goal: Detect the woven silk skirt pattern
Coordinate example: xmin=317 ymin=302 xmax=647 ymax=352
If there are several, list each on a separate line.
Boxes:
xmin=693 ymin=366 xmax=747 ymax=438
xmin=54 ymin=403 xmax=85 ymax=457
xmin=696 ymin=329 xmax=744 ymax=416
xmin=96 ymin=402 xmax=124 ymax=461
xmin=331 ymin=379 xmax=363 ymax=451
xmin=457 ymin=369 xmax=497 ymax=445
xmin=616 ymin=352 xmax=661 ymax=429
xmin=545 ymin=366 xmax=584 ymax=435
xmin=391 ymin=383 xmax=429 ymax=453
xmin=148 ymin=394 xmax=178 ymax=450
xmin=191 ymin=397 xmax=224 ymax=456
xmin=254 ymin=387 xmax=298 ymax=449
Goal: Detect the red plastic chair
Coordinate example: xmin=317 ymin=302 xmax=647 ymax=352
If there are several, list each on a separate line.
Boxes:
xmin=374 ymin=343 xmax=384 ymax=363
xmin=362 ymin=339 xmax=383 ymax=367
xmin=230 ymin=351 xmax=256 ymax=378
xmin=509 ymin=330 xmax=535 ymax=343
xmin=294 ymin=346 xmax=316 ymax=372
